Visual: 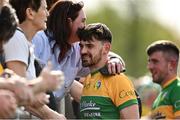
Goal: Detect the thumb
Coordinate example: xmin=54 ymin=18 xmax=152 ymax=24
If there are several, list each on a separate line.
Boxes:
xmin=41 ymin=61 xmax=52 ymax=76
xmin=46 ymin=61 xmax=52 ymax=71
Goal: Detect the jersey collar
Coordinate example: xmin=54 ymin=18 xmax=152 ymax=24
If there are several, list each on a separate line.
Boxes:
xmin=162 ymin=76 xmax=178 ymax=88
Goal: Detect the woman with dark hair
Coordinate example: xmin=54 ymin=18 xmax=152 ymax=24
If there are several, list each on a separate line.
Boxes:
xmin=33 ymin=0 xmax=125 ymax=103
xmin=33 ymin=0 xmax=87 ymax=102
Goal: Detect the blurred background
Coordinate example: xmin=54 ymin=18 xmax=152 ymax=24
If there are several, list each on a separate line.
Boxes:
xmin=80 ymin=0 xmax=180 ymax=116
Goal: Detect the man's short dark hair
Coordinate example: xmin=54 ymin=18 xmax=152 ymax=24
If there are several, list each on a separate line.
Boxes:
xmin=77 ymin=23 xmax=112 ymax=43
xmin=9 ymin=0 xmax=42 ymax=23
xmin=146 ymin=40 xmax=179 ymax=62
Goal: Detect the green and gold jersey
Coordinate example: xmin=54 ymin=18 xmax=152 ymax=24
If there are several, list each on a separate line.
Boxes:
xmin=80 ymin=71 xmax=138 ymax=119
xmin=151 ymin=77 xmax=180 ymax=119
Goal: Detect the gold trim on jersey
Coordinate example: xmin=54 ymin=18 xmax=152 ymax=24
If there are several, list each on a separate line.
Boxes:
xmin=162 ymin=76 xmax=177 ymax=88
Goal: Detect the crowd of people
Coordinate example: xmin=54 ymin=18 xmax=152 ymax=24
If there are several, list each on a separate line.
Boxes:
xmin=0 ymin=0 xmax=180 ymax=119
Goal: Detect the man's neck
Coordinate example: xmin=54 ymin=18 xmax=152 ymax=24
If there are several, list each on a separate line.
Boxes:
xmin=19 ymin=22 xmax=37 ymax=42
xmin=89 ymin=57 xmax=107 ymax=73
xmin=161 ymin=73 xmax=177 ymax=87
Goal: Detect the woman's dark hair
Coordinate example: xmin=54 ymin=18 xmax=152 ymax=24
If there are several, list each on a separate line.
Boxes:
xmin=9 ymin=0 xmax=42 ymax=23
xmin=46 ymin=0 xmax=84 ymax=63
xmin=46 ymin=0 xmax=58 ymax=10
xmin=0 ymin=4 xmax=18 ymax=53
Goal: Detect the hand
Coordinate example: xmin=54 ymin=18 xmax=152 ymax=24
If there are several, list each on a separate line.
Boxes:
xmin=40 ymin=62 xmax=64 ymax=91
xmin=0 ymin=89 xmax=17 ymax=118
xmin=13 ymin=78 xmax=34 ymax=106
xmin=2 ymin=69 xmax=34 ymax=106
xmin=107 ymin=57 xmax=125 ymax=74
xmin=27 ymin=92 xmax=50 ymax=108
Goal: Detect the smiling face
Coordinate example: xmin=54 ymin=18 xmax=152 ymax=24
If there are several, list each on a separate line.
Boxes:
xmin=32 ymin=0 xmax=49 ymax=31
xmin=79 ymin=36 xmax=111 ymax=70
xmin=80 ymin=38 xmax=103 ymax=67
xmin=147 ymin=51 xmax=169 ymax=84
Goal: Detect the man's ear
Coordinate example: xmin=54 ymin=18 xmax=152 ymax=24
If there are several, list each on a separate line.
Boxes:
xmin=169 ymin=59 xmax=177 ymax=72
xmin=68 ymin=18 xmax=73 ymax=27
xmin=103 ymin=42 xmax=111 ymax=54
xmin=26 ymin=8 xmax=35 ymax=20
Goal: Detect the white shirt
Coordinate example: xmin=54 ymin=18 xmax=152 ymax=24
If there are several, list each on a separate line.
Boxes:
xmin=3 ymin=28 xmax=36 ymax=80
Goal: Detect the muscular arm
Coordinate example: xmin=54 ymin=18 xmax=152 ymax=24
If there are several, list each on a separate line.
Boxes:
xmin=119 ymin=104 xmax=139 ymax=119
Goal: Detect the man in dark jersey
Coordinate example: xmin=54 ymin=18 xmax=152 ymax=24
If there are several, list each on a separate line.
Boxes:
xmin=147 ymin=40 xmax=180 ymax=119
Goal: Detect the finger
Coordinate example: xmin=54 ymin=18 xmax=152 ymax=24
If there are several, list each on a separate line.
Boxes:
xmin=50 ymin=70 xmax=64 ymax=88
xmin=116 ymin=63 xmax=121 ymax=74
xmin=45 ymin=96 xmax=50 ymax=104
xmin=1 ymin=69 xmax=14 ymax=78
xmin=111 ymin=62 xmax=116 ymax=74
xmin=47 ymin=61 xmax=52 ymax=71
xmin=27 ymin=90 xmax=34 ymax=104
xmin=41 ymin=61 xmax=52 ymax=76
xmin=3 ymin=69 xmax=15 ymax=75
xmin=107 ymin=63 xmax=112 ymax=74
xmin=46 ymin=94 xmax=50 ymax=99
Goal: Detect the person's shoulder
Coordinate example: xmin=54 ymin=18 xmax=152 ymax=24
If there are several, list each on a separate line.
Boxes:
xmin=4 ymin=29 xmax=27 ymax=47
xmin=33 ymin=31 xmax=47 ymax=41
xmin=33 ymin=31 xmax=50 ymax=47
xmin=107 ymin=73 xmax=129 ymax=80
xmin=171 ymin=78 xmax=180 ymax=87
xmin=10 ymin=29 xmax=25 ymax=40
xmin=103 ymin=73 xmax=132 ymax=85
xmin=35 ymin=30 xmax=46 ymax=37
xmin=170 ymin=78 xmax=180 ymax=92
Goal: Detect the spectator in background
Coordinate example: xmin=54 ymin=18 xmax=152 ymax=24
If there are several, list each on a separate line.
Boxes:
xmin=1 ymin=0 xmax=66 ymax=119
xmin=3 ymin=1 xmax=50 ymax=118
xmin=147 ymin=40 xmax=180 ymax=119
xmin=4 ymin=0 xmax=49 ymax=80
